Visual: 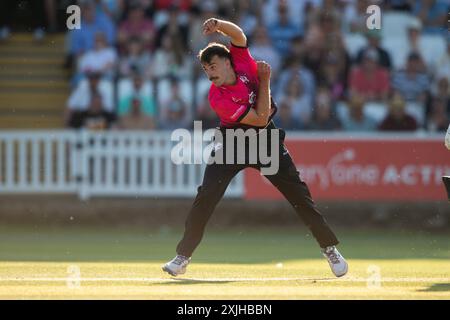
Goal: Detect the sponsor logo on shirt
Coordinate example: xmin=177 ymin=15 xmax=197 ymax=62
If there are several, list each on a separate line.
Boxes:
xmin=239 ymin=75 xmax=250 ymax=84
xmin=230 ymin=105 xmax=248 ymax=120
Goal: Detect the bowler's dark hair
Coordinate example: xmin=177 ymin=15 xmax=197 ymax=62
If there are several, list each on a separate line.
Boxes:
xmin=197 ymin=42 xmax=232 ymax=65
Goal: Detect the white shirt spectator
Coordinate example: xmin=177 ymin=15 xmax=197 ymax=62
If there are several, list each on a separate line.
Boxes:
xmin=79 ymin=47 xmax=117 ymax=74
xmin=435 ymin=45 xmax=450 ymax=84
xmin=67 ymin=79 xmax=114 ymax=112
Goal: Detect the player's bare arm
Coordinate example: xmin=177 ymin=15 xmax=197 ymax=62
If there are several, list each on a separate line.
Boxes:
xmin=240 ymin=61 xmax=272 ymax=127
xmin=202 ymin=18 xmax=247 ymax=47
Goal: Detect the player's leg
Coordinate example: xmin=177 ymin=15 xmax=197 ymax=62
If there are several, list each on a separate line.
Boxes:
xmin=263 ymin=149 xmax=339 ymax=248
xmin=176 ymin=162 xmax=242 ymax=256
xmin=261 ymin=132 xmax=347 ymax=277
xmin=163 ymin=162 xmax=242 ymax=276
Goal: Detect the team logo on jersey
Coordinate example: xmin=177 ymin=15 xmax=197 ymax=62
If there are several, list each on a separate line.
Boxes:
xmin=239 ymin=75 xmax=250 ymax=84
xmin=231 ymin=97 xmax=242 ymax=103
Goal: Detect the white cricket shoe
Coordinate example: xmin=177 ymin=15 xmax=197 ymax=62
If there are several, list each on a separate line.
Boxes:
xmin=162 ymin=255 xmax=191 ymax=276
xmin=322 ymin=246 xmax=348 ymax=277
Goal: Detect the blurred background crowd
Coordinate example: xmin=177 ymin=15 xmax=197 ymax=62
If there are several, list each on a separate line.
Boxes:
xmin=1 ymin=0 xmax=449 ymax=133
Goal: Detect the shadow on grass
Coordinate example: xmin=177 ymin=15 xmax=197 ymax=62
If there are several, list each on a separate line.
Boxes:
xmin=153 ymin=278 xmax=234 ymax=285
xmin=418 ymin=283 xmax=450 ymax=292
xmin=151 ymin=277 xmax=336 ymax=285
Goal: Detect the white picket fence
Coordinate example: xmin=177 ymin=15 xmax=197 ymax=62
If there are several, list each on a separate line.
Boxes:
xmin=0 ymin=130 xmax=243 ymax=199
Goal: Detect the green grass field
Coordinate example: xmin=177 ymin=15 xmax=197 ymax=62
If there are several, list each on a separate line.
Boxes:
xmin=0 ymin=226 xmax=449 ymax=299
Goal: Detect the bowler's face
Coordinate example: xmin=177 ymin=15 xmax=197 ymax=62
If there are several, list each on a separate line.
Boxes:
xmin=201 ymin=55 xmax=229 ymax=87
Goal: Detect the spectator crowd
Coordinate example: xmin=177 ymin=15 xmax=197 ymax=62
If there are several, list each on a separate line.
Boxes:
xmin=64 ymin=0 xmax=450 ymax=133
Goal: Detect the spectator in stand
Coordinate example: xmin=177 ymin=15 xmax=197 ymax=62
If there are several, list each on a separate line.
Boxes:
xmin=187 ymin=0 xmax=221 ymax=55
xmin=69 ymin=1 xmax=116 ymax=57
xmin=262 ymin=0 xmax=314 ymax=33
xmin=121 ymin=0 xmax=154 ymax=18
xmin=378 ymin=92 xmax=418 ymax=131
xmin=302 ymin=34 xmax=325 ymax=80
xmin=412 ymin=0 xmax=448 ymax=36
xmin=153 ymin=0 xmax=192 ymax=11
xmin=392 ymin=52 xmax=429 ymax=103
xmin=341 ymin=0 xmax=369 ymax=34
xmin=341 ymin=94 xmax=377 ymax=131
xmin=118 ymin=2 xmax=155 ymax=53
xmin=275 ymin=58 xmax=315 ymax=106
xmin=233 ymin=0 xmax=258 ymax=39
xmin=96 ymin=0 xmax=126 ymax=21
xmin=155 ymin=5 xmax=189 ymax=50
xmin=426 ymin=97 xmax=449 ymax=132
xmin=318 ymin=54 xmax=346 ymax=101
xmin=78 ymin=31 xmax=118 ymax=80
xmin=303 ymin=12 xmax=343 ymax=78
xmin=286 ymin=35 xmax=305 ymax=61
xmin=118 ymin=74 xmax=156 ymax=117
xmin=267 ymin=1 xmax=302 ymax=57
xmin=356 ymin=29 xmax=392 ymax=70
xmin=308 ymin=87 xmax=341 ymax=131
xmin=159 ymin=78 xmax=191 ymax=129
xmin=315 ymin=0 xmax=343 ymax=23
xmin=434 ymin=35 xmax=450 ymax=84
xmin=65 ymin=71 xmax=114 ymax=126
xmin=249 ymin=25 xmax=282 ymax=80
xmin=426 ymin=77 xmax=450 ymax=118
xmin=405 ymin=18 xmax=427 ymax=62
xmin=274 ymin=100 xmax=301 ymax=130
xmin=303 ymin=10 xmax=334 ymax=50
xmin=349 ymin=49 xmax=390 ymax=102
xmin=276 ymin=76 xmax=313 ymax=128
xmin=323 ymin=33 xmax=351 ymax=94
xmin=118 ymin=37 xmax=152 ymax=78
xmin=385 ymin=0 xmax=414 ymax=11
xmin=117 ymin=96 xmax=156 ymax=130
xmin=152 ymin=33 xmax=193 ymax=79
xmin=68 ymin=92 xmax=116 ymax=130
xmin=196 ymin=92 xmax=218 ymax=130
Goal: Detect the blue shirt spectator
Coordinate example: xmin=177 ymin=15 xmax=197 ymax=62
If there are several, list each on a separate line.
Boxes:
xmin=341 ymin=95 xmax=378 ymax=132
xmin=268 ymin=2 xmax=302 ymax=57
xmin=392 ymin=53 xmax=430 ymax=103
xmin=69 ymin=3 xmax=116 ymax=56
xmin=413 ymin=0 xmax=448 ymax=35
xmin=276 ymin=58 xmax=316 ymax=104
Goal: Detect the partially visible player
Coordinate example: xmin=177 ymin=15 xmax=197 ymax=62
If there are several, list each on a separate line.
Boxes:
xmin=445 ymin=123 xmax=450 ymax=151
xmin=443 ymin=123 xmax=450 ymax=200
xmin=163 ymin=18 xmax=348 ymax=278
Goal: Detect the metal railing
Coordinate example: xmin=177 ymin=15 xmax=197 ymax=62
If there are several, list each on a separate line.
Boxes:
xmin=0 ymin=130 xmax=244 ymax=199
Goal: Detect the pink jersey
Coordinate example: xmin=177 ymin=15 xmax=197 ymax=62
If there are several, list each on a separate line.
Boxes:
xmin=208 ymin=43 xmax=274 ymax=128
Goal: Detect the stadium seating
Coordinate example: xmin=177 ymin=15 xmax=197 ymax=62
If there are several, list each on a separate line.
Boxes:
xmin=381 ymin=12 xmax=415 ymax=39
xmin=343 ymin=33 xmax=367 ymax=59
xmin=382 ymin=35 xmax=447 ymax=70
xmin=0 ymin=33 xmax=69 ymax=129
xmin=195 ymin=78 xmax=211 ymax=108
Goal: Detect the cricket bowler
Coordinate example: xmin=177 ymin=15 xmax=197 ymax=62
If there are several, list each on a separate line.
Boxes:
xmin=163 ymin=18 xmax=348 ymax=277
